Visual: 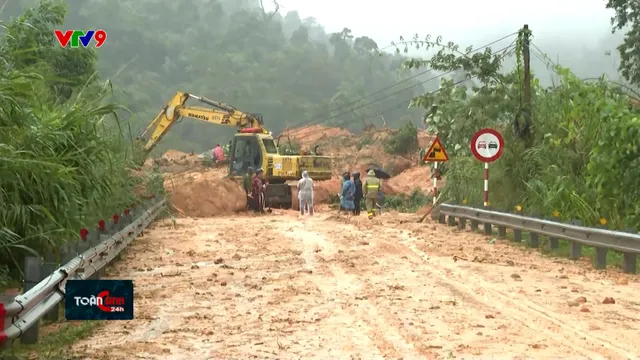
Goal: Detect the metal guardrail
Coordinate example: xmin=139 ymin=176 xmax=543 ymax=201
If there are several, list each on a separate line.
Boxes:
xmin=0 ymin=197 xmax=166 ymax=348
xmin=438 ymin=204 xmax=640 ymax=274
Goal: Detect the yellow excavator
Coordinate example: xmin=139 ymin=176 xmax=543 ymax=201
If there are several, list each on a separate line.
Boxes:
xmin=140 ymin=91 xmax=333 ymax=209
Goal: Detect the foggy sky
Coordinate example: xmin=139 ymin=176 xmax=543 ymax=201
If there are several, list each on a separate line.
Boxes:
xmin=272 ymin=0 xmax=615 ymax=46
xmin=268 ymin=0 xmax=624 ymax=82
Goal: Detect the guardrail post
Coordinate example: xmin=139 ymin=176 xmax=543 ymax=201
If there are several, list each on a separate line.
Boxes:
xmin=621 ymin=228 xmax=638 ymax=274
xmin=529 ymin=232 xmax=540 ymax=248
xmin=457 ymin=217 xmax=466 ymax=230
xmin=61 ymin=241 xmax=78 ymax=265
xmin=21 ymin=256 xmax=41 ymax=344
xmin=86 ymin=229 xmax=101 ymax=280
xmin=513 ymin=229 xmax=522 ymax=242
xmin=98 ymin=219 xmax=113 ymax=274
xmin=483 ymin=222 xmax=492 ymax=235
xmin=569 ymin=242 xmax=582 ymax=260
xmin=568 ymin=220 xmax=583 ymax=260
xmin=593 ymin=223 xmax=609 ymax=269
xmin=497 ymin=226 xmax=506 ymax=239
xmin=41 ymin=252 xmax=59 ymax=322
xmin=113 ymin=213 xmax=122 ymax=232
xmin=623 ymin=253 xmax=637 ymax=274
xmin=594 ymin=247 xmax=608 ymax=269
xmin=77 ymin=229 xmax=91 ymax=255
xmin=545 ymin=216 xmax=560 ymax=249
xmin=446 ymin=215 xmax=456 ymax=227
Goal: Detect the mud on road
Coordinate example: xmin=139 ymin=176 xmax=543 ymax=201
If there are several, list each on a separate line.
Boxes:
xmin=72 ymin=211 xmax=640 ymax=360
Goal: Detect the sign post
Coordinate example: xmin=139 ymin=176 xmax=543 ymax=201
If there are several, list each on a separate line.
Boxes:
xmin=470 ymin=128 xmax=504 ymax=207
xmin=422 ymin=136 xmax=448 ymax=205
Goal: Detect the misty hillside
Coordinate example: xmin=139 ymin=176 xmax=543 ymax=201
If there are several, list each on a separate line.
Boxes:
xmin=0 ymin=0 xmax=632 ymax=154
xmin=2 ymin=0 xmax=433 ymax=154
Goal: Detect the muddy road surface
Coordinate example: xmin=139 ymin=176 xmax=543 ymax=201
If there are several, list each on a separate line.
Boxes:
xmin=72 ymin=210 xmax=640 ymax=360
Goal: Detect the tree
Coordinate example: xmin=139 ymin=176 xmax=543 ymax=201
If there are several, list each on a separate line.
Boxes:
xmin=2 ymin=0 xmax=97 ymax=102
xmin=607 ymin=0 xmax=640 ymax=85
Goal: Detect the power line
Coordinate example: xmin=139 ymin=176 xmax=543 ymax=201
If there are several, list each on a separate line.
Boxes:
xmin=291 ymin=42 xmax=518 ymax=140
xmin=328 ymin=32 xmax=518 ymax=114
xmin=285 ymin=32 xmax=519 ymax=135
xmin=289 ymin=42 xmax=518 ymax=144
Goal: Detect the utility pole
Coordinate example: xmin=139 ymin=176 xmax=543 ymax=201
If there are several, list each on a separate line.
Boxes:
xmin=521 ymin=24 xmax=533 ymax=145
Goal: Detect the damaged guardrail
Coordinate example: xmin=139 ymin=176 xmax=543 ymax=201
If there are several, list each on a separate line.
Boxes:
xmin=0 ymin=197 xmax=166 ymax=348
xmin=438 ymin=204 xmax=640 ymax=274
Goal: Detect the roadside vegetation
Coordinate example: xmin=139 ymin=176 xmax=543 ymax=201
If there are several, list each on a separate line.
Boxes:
xmin=404 ymin=29 xmax=640 ymax=231
xmin=0 ymin=1 xmax=158 ymax=288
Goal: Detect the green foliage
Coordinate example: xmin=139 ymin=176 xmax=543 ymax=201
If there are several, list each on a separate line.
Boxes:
xmin=383 ymin=122 xmax=419 ymax=155
xmin=407 ymin=30 xmax=640 ymax=230
xmin=3 ymin=0 xmax=430 ymax=155
xmin=383 ymin=190 xmax=431 ymax=213
xmin=2 ymin=0 xmax=98 ymax=102
xmin=356 ymin=132 xmax=374 ymax=150
xmin=607 ymin=0 xmax=640 ymax=85
xmin=0 ymin=0 xmax=152 ymax=282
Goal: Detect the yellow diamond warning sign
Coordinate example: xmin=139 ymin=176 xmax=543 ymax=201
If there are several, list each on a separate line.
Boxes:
xmin=423 ymin=136 xmax=448 ymax=162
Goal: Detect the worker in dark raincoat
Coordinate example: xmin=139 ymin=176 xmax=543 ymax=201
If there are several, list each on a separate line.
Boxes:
xmin=252 ymin=169 xmax=266 ymax=213
xmin=363 ymin=169 xmax=381 ymax=219
xmin=340 ymin=172 xmax=355 ymax=212
xmin=352 ymin=172 xmax=363 ymax=216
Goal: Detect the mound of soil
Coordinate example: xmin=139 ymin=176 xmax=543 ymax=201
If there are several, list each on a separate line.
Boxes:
xmin=163 ymin=168 xmax=246 ymax=217
xmin=142 ymin=158 xmax=155 ymax=169
xmin=281 ymin=125 xmax=354 ymax=147
xmin=387 ymin=166 xmax=431 ymax=193
xmin=162 ymin=149 xmax=191 ymax=161
xmin=386 ymin=166 xmax=445 ymax=194
xmin=314 ymin=178 xmax=341 ymax=203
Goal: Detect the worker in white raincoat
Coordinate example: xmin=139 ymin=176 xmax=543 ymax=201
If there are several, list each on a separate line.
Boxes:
xmin=297 ymin=170 xmax=314 ymax=215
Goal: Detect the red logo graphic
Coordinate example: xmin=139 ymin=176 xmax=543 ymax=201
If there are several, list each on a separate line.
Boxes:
xmin=74 ymin=290 xmax=125 ymax=312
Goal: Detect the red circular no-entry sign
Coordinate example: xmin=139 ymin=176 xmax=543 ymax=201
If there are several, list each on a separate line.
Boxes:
xmin=470 ymin=128 xmax=504 ymax=163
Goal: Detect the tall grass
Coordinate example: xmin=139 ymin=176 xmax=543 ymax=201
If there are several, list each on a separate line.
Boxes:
xmin=0 ymin=67 xmax=152 ymax=278
xmin=423 ymin=59 xmax=640 ymax=229
xmin=0 ymin=2 xmax=157 ymax=283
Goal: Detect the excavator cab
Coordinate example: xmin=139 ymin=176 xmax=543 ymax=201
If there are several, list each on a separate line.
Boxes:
xmin=228 ymin=132 xmax=279 ymax=176
xmin=229 ymin=135 xmax=263 ymax=175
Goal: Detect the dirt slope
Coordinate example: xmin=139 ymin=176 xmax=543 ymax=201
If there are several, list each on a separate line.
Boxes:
xmin=155 ymin=125 xmax=436 ymax=213
xmin=71 ymin=211 xmax=640 ymax=360
xmin=386 ymin=165 xmax=444 ymax=194
xmin=280 ymin=125 xmax=354 ymax=146
xmin=282 ymin=126 xmax=417 ymax=179
xmin=163 ymin=168 xmax=246 ymax=217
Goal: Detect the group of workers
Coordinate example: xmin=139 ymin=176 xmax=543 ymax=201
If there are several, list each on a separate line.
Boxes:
xmin=241 ymin=166 xmax=381 ymax=218
xmin=340 ymin=170 xmax=381 ymax=218
xmin=296 ymin=169 xmax=381 ymax=218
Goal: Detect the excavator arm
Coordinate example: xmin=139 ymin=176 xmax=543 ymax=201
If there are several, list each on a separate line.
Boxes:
xmin=140 ymin=91 xmax=266 ymax=152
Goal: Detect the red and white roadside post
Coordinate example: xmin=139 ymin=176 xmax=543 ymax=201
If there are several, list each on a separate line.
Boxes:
xmin=422 ymin=136 xmax=449 ymax=206
xmin=433 ymin=162 xmax=439 ymax=206
xmin=483 ymin=162 xmax=489 ymax=206
xmin=470 ymin=128 xmax=504 ymax=208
